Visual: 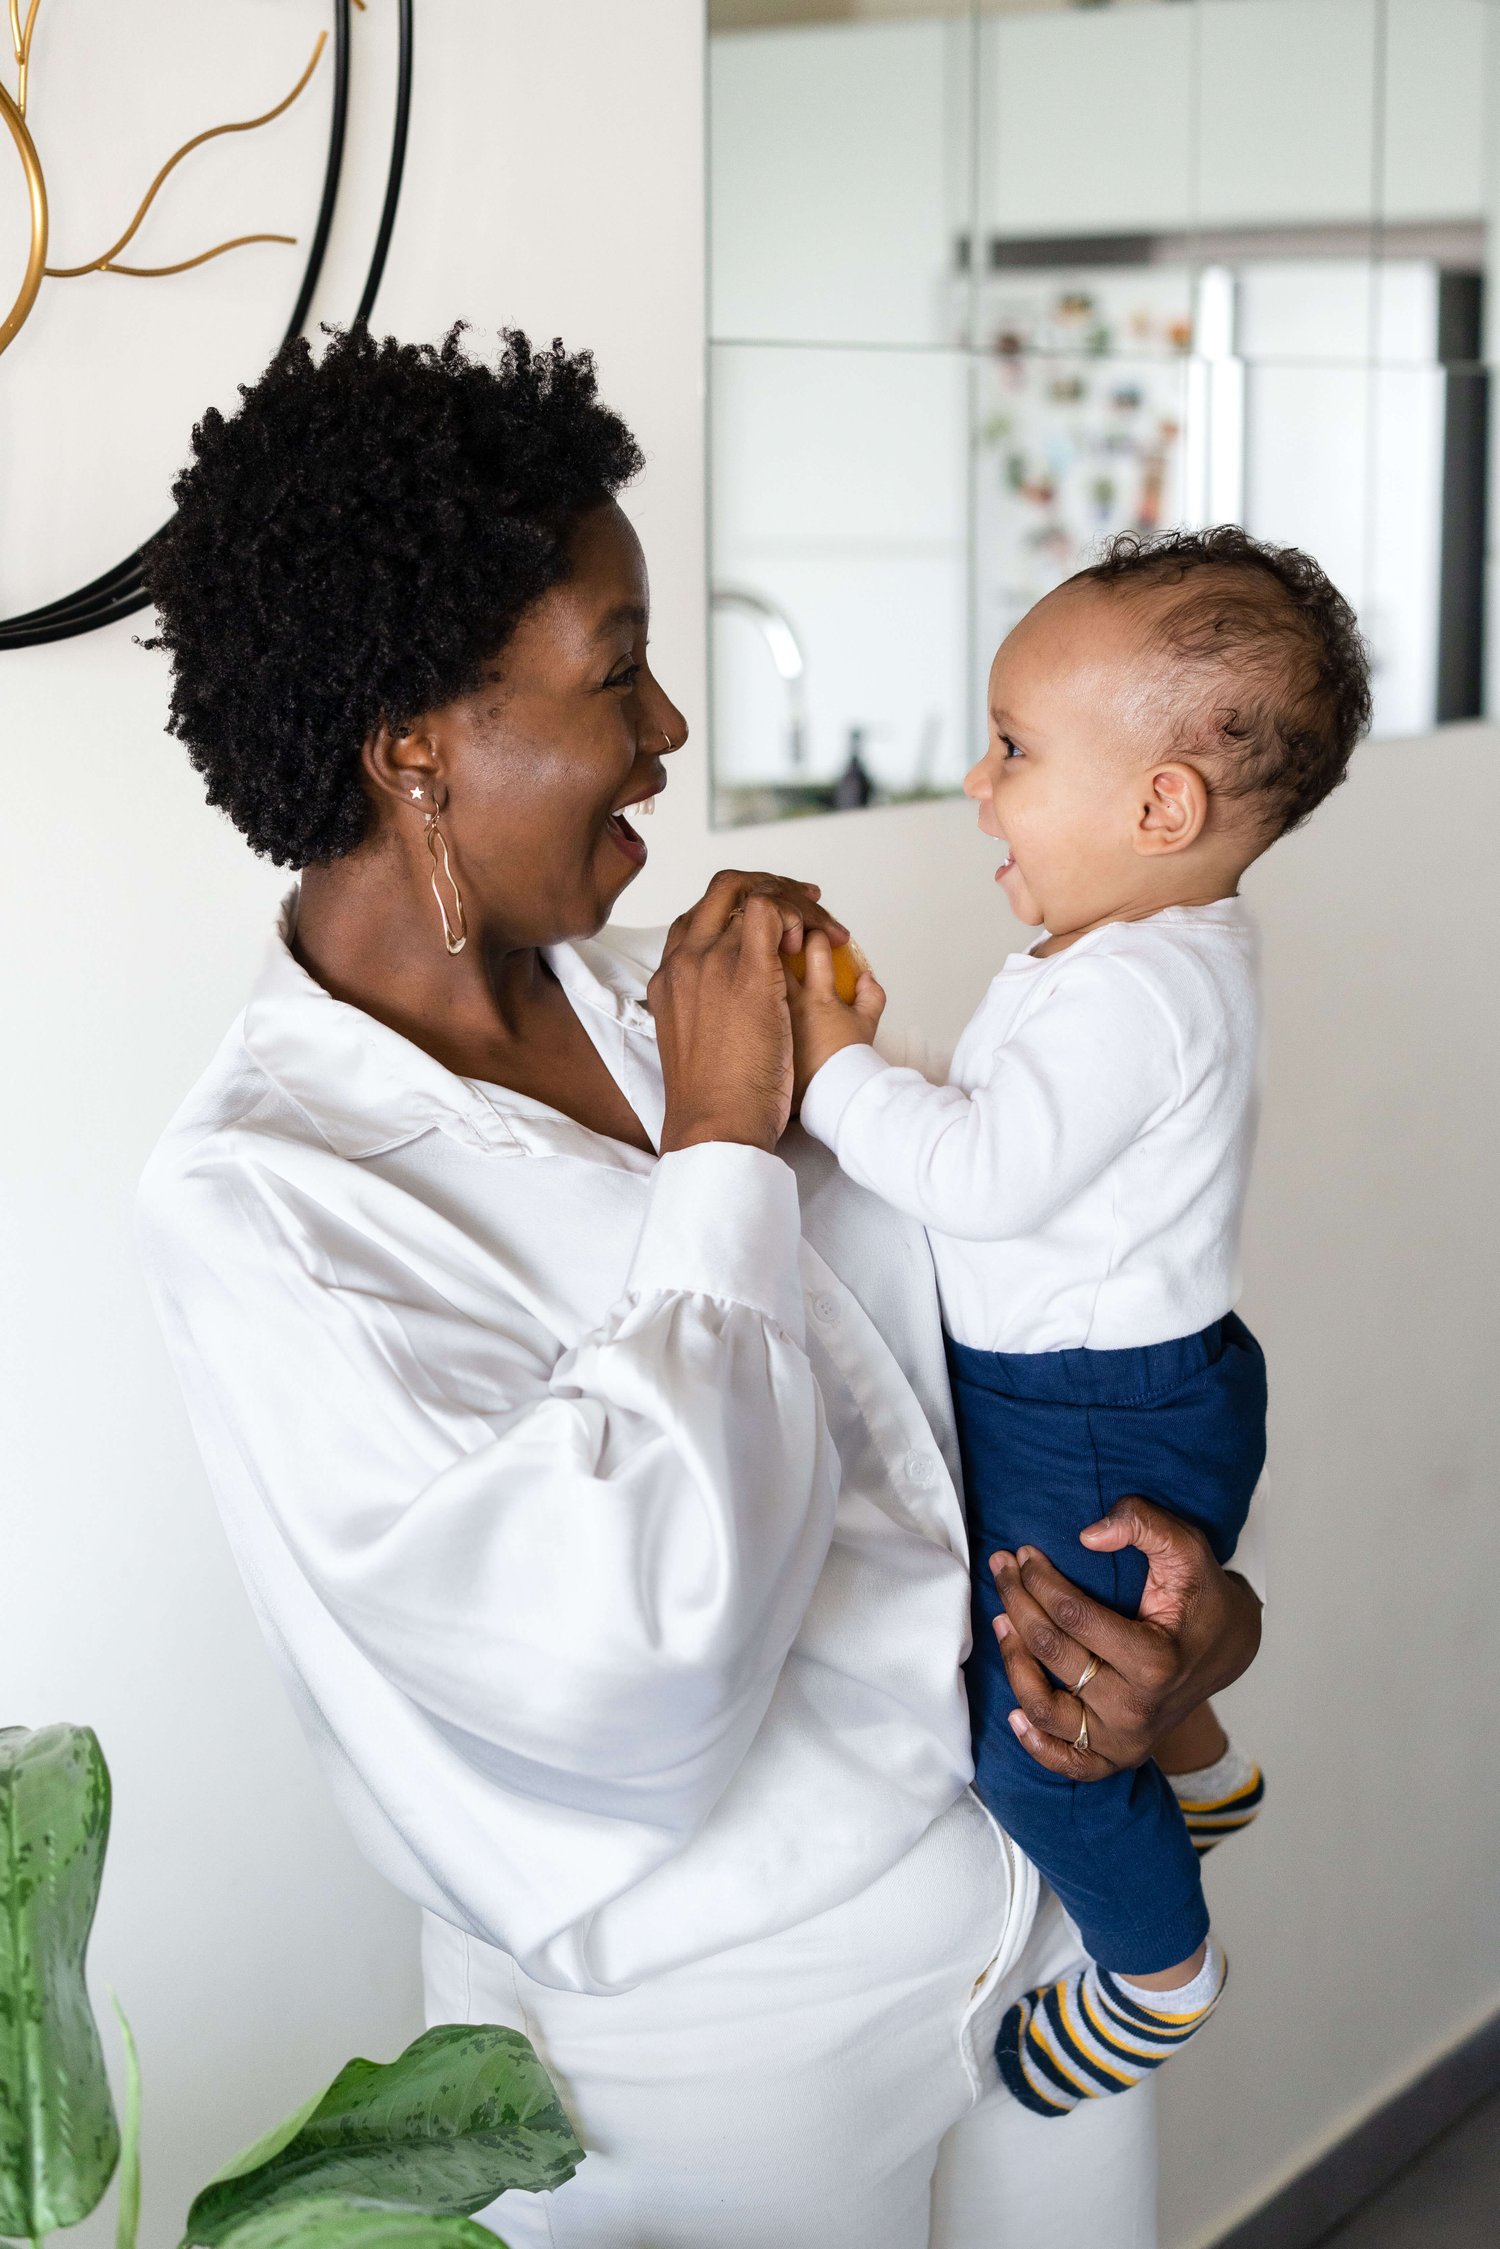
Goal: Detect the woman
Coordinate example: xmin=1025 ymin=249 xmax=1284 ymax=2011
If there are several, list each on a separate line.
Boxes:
xmin=140 ymin=327 xmax=1262 ymax=2248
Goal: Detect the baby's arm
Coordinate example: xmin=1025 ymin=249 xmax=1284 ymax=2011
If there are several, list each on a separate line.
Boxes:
xmin=795 ymin=948 xmax=1184 ymax=1240
xmin=785 ymin=931 xmax=887 ymax=1109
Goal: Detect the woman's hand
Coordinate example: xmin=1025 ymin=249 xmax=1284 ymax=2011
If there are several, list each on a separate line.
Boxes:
xmin=651 ymin=871 xmax=847 ymax=1154
xmin=988 ymin=1495 xmax=1263 ymax=1780
xmin=659 ymin=869 xmax=849 ymax=968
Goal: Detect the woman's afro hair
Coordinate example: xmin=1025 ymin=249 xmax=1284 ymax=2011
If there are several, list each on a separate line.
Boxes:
xmin=144 ymin=323 xmax=643 ymax=867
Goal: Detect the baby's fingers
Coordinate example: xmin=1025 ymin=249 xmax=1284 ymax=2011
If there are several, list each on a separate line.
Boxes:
xmin=852 ymin=970 xmax=886 ymax=1031
xmin=800 ymin=930 xmax=839 ymax=996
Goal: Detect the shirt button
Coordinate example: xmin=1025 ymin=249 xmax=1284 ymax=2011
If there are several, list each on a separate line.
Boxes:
xmin=904 ymin=1450 xmax=940 ymax=1488
xmin=812 ymin=1292 xmax=840 ymax=1323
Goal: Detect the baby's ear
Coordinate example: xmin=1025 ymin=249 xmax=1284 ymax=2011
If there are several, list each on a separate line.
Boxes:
xmin=1134 ymin=763 xmax=1208 ymax=856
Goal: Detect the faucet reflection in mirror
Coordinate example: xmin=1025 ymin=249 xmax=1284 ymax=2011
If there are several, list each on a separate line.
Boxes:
xmin=712 ymin=585 xmax=809 ymax=768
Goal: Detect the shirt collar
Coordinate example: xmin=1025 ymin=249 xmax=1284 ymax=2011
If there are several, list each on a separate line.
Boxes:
xmin=242 ymin=889 xmax=656 ymax=1161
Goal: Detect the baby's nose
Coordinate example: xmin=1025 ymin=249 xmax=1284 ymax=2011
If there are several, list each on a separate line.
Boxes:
xmin=963 ymin=761 xmax=990 ymax=801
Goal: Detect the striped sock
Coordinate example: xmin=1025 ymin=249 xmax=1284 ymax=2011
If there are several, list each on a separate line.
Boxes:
xmin=997 ymin=1940 xmax=1227 ymax=2118
xmin=1168 ymin=1739 xmax=1265 ymax=1856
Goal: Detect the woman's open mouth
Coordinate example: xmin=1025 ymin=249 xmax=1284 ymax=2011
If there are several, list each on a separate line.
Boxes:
xmin=605 ymin=792 xmax=660 ymax=867
xmin=606 ymin=808 xmax=648 ymax=865
xmin=605 ymin=765 xmax=667 ymax=867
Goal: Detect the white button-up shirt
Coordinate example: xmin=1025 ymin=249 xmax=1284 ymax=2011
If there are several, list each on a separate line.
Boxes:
xmin=801 ymin=901 xmax=1261 ymax=1355
xmin=139 ymin=901 xmax=983 ymax=1995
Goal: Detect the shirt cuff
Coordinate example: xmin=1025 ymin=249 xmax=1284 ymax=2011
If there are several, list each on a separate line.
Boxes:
xmin=626 ymin=1142 xmax=805 ymax=1340
xmin=799 ymin=1043 xmax=893 ymax=1151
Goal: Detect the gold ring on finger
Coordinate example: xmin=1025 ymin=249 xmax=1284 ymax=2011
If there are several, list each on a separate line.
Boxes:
xmin=1073 ymin=1653 xmax=1100 ymax=1697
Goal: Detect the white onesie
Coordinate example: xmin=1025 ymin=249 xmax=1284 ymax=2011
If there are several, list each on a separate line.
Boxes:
xmin=799 ymin=897 xmax=1260 ymax=1356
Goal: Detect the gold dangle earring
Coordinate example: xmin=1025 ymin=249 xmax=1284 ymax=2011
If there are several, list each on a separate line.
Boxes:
xmin=412 ymin=784 xmax=468 ymax=955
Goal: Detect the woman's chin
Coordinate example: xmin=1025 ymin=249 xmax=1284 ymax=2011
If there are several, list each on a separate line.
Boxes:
xmin=583 ymin=834 xmax=646 ymax=925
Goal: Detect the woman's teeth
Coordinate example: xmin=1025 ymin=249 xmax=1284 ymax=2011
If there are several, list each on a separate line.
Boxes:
xmin=635 ymin=793 xmax=657 ymax=817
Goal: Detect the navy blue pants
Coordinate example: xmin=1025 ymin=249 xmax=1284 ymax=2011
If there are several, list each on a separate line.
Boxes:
xmin=948 ymin=1315 xmax=1266 ymax=1975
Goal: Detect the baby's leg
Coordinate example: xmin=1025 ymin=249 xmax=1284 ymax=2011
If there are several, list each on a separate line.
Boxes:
xmin=999 ymin=1940 xmax=1227 ymax=2119
xmin=948 ymin=1318 xmax=1267 ymax=2117
xmin=1157 ymin=1703 xmax=1266 ymax=1856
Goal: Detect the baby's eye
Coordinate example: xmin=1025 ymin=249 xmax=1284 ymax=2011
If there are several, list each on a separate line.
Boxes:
xmin=1000 ymin=736 xmax=1023 ymax=760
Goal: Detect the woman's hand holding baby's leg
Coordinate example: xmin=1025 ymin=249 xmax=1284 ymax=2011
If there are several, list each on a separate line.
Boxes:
xmin=989 ymin=1496 xmax=1262 ymax=1780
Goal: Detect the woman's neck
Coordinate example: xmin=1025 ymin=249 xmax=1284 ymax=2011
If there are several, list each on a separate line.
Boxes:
xmin=294 ymin=849 xmax=653 ymax=1152
xmin=294 ymin=851 xmax=554 ymax=1078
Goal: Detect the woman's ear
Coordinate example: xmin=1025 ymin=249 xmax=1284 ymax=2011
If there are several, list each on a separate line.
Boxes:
xmin=363 ymin=720 xmax=444 ymax=814
xmin=1134 ymin=763 xmax=1209 ymax=857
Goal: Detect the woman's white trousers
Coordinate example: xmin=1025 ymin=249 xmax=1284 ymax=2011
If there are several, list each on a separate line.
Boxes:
xmin=420 ymin=1792 xmax=1156 ymax=2249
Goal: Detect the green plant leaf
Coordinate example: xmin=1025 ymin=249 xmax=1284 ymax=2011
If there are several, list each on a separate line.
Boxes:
xmin=0 ymin=1724 xmax=121 ymax=2236
xmin=216 ymin=2195 xmax=508 ymax=2249
xmin=206 ymin=2086 xmax=331 ymax=2191
xmin=183 ymin=2026 xmax=582 ymax=2247
xmin=111 ymin=1995 xmax=142 ymax=2249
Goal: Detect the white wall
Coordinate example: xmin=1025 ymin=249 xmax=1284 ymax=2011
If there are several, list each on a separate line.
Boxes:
xmin=0 ymin=7 xmax=707 ymax=2247
xmin=1163 ymin=726 xmax=1500 ymax=2245
xmin=4 ymin=10 xmax=1498 ymax=2249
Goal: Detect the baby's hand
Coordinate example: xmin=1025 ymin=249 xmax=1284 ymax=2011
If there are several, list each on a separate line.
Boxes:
xmin=785 ymin=931 xmax=886 ymax=1110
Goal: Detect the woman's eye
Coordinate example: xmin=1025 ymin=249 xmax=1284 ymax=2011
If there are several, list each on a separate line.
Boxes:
xmin=606 ymin=662 xmax=642 ymax=692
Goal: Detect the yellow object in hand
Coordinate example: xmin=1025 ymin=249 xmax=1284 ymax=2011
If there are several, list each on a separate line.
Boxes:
xmin=785 ymin=939 xmax=871 ymax=1006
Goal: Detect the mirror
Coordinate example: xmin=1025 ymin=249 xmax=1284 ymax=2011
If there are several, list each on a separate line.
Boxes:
xmin=707 ymin=0 xmax=1496 ymax=825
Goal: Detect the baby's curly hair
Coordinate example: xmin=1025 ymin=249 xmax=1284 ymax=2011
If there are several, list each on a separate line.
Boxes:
xmin=144 ymin=323 xmax=643 ymax=867
xmin=1073 ymin=525 xmax=1372 ymax=838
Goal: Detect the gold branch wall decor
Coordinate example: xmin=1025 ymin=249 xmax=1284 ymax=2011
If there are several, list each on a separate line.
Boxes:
xmin=1 ymin=1 xmax=350 ymax=357
xmin=1 ymin=0 xmax=45 ymax=351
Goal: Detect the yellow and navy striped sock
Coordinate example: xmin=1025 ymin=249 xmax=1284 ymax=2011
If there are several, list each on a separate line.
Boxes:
xmin=997 ymin=1940 xmax=1227 ymax=2118
xmin=1167 ymin=1739 xmax=1265 ymax=1857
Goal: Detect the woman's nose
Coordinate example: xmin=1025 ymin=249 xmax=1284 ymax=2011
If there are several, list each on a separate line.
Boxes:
xmin=643 ymin=713 xmax=687 ymax=755
xmin=645 ymin=690 xmax=688 ymax=755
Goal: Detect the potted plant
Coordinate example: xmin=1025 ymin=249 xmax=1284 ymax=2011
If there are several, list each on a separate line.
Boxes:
xmin=0 ymin=1725 xmax=584 ymax=2249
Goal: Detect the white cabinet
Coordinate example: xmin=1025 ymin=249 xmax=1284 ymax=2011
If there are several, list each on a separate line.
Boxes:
xmin=1381 ymin=0 xmax=1488 ymax=223
xmin=709 ymin=18 xmax=969 ymax=346
xmin=980 ymin=0 xmax=1489 ymax=242
xmin=1197 ymin=0 xmax=1379 ymax=230
xmin=982 ymin=5 xmax=1196 ymax=240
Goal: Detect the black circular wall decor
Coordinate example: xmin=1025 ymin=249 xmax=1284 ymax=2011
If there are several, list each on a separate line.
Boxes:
xmin=0 ymin=0 xmax=413 ymax=651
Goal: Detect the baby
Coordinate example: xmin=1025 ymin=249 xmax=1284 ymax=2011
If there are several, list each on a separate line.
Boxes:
xmin=788 ymin=525 xmax=1371 ymax=2117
